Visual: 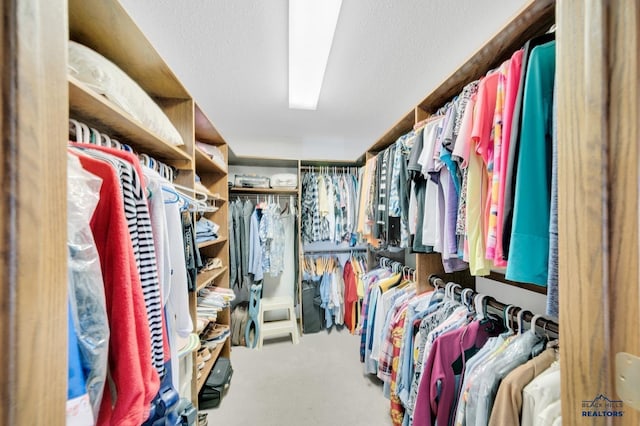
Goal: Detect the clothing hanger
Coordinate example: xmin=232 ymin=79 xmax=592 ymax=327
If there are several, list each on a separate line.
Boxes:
xmin=449 ymin=283 xmax=462 ymax=301
xmin=461 ymin=288 xmax=474 ymax=312
xmin=69 ymin=119 xmax=83 ymax=142
xmin=161 ymin=186 xmax=180 ymax=204
xmin=80 ymin=122 xmax=91 ymax=143
xmin=516 ymin=309 xmax=532 ymax=334
xmin=503 ymin=304 xmax=516 ymax=334
xmin=474 ymin=294 xmax=488 ymax=320
xmin=528 ymin=313 xmax=543 ymax=335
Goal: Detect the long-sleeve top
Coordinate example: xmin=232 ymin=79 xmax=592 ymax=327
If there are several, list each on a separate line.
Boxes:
xmin=413 ymin=320 xmax=498 ymax=426
xmin=248 ymin=209 xmax=264 ymax=282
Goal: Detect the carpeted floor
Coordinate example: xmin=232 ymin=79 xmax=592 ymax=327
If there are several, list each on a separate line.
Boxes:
xmin=204 ymin=328 xmax=393 ymax=426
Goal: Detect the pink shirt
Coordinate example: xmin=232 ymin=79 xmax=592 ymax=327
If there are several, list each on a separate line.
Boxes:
xmin=495 ymin=49 xmax=524 ymax=267
xmin=412 ymin=320 xmax=495 ymax=426
xmin=486 ymin=59 xmax=511 ymax=260
xmin=471 ymin=72 xmax=499 ymax=262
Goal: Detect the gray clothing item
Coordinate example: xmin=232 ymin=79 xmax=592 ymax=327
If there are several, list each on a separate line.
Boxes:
xmin=546 ymin=83 xmax=559 ymax=318
xmin=467 ymin=330 xmax=542 ymax=426
xmin=228 ymin=204 xmax=237 ymax=290
xmin=232 ymin=201 xmax=242 ymax=285
xmin=241 ymin=199 xmax=254 ymax=277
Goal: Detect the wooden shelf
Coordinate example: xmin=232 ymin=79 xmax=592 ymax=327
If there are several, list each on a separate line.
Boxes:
xmin=196 ymin=267 xmax=228 ymax=292
xmin=195 ymin=104 xmax=226 ymax=145
xmin=367 ymin=109 xmax=415 ymax=154
xmin=197 ymin=237 xmax=227 ymax=249
xmin=487 ymin=271 xmax=548 ymax=295
xmin=69 ymin=0 xmax=189 ymax=99
xmin=68 ymin=76 xmax=191 ymax=162
xmin=196 ymin=337 xmax=227 ymax=393
xmin=195 ymin=147 xmax=227 ymax=174
xmin=230 ymin=187 xmax=298 ymax=195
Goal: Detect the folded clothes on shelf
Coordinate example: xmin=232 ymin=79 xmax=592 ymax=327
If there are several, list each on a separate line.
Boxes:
xmin=196 ymin=217 xmax=220 ymax=243
xmin=196 ymin=142 xmax=226 ymax=169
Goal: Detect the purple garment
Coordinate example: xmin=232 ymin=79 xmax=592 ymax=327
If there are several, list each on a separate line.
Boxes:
xmin=441 ymin=168 xmax=468 ymax=272
xmin=413 ymin=320 xmax=498 ymax=426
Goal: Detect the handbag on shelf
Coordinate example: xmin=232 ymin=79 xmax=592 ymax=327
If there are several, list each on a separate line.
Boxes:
xmin=198 ymin=357 xmax=233 ymax=409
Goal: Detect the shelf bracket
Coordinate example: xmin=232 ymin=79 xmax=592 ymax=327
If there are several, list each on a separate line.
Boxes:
xmin=616 ymin=352 xmax=640 ymax=411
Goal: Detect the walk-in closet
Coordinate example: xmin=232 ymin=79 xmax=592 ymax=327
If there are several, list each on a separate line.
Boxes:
xmin=1 ymin=0 xmax=639 ymax=425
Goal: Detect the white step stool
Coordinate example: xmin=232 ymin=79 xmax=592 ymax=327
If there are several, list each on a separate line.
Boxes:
xmin=257 ymin=296 xmax=299 ymax=349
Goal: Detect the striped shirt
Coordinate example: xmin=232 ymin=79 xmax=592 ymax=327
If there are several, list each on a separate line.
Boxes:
xmin=79 ymin=148 xmax=165 ymax=376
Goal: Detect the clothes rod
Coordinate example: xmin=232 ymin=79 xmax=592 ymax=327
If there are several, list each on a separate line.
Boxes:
xmin=303 ymin=247 xmax=368 ymax=254
xmin=299 ymin=166 xmax=360 ymax=172
xmin=428 ymin=275 xmax=559 ymax=336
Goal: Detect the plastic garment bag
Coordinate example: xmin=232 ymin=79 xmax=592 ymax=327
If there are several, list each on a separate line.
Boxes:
xmin=67 ymin=154 xmax=110 ymax=420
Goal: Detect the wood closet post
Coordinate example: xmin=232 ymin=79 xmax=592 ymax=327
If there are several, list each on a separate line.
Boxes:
xmin=556 ymin=0 xmax=640 ymax=424
xmin=0 ymin=0 xmax=68 ymax=424
xmin=607 ymin=0 xmax=640 ymax=423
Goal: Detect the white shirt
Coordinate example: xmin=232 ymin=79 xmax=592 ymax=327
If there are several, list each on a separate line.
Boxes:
xmin=521 ymin=361 xmax=561 ymax=426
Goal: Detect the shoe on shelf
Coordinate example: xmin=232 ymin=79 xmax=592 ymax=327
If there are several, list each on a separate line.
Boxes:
xmin=198 ymin=347 xmax=212 ymax=362
xmin=202 ymin=257 xmax=223 ymax=271
xmin=196 ymin=318 xmax=209 ymax=334
xmin=198 ymin=413 xmax=208 ymax=426
xmin=202 ymin=324 xmax=229 ymax=341
xmin=200 ymin=340 xmax=220 ymax=351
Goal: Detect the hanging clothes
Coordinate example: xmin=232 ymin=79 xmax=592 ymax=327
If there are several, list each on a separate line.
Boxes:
xmin=67 ymin=154 xmax=109 ymax=423
xmin=302 ymin=252 xmax=367 ymax=332
xmin=505 ymin=40 xmax=557 ymax=285
xmin=354 ymin=36 xmax=558 ymax=307
xmin=263 ymin=197 xmax=298 ymax=321
xmin=70 ymin=147 xmax=160 ymax=425
xmin=230 ymin=196 xmax=298 ymax=309
xmin=302 ymin=169 xmax=361 ymax=245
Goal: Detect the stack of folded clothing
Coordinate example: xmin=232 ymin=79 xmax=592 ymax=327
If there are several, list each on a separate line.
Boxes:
xmin=196 ymin=286 xmax=235 ymax=324
xmin=196 ymin=217 xmax=220 ymax=244
xmin=196 ymin=142 xmax=226 ymax=171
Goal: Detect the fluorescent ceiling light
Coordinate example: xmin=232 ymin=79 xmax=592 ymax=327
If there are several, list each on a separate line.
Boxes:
xmin=289 ymin=0 xmax=342 ymax=110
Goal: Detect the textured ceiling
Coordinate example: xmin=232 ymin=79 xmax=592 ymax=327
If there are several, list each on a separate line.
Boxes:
xmin=120 ymin=0 xmax=527 ymax=162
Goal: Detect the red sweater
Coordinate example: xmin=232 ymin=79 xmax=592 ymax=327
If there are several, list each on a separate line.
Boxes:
xmin=73 ymin=151 xmax=160 ymax=425
xmin=343 ymin=261 xmax=358 ymax=333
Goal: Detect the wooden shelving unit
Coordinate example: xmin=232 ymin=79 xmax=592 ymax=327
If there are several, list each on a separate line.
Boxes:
xmin=68 ymin=77 xmax=191 ymax=164
xmin=66 ymin=0 xmax=232 ymax=419
xmin=193 ymin=103 xmax=231 ymax=408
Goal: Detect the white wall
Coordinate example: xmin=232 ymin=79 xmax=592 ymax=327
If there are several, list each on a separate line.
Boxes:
xmin=475 ymin=277 xmax=548 ymax=317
